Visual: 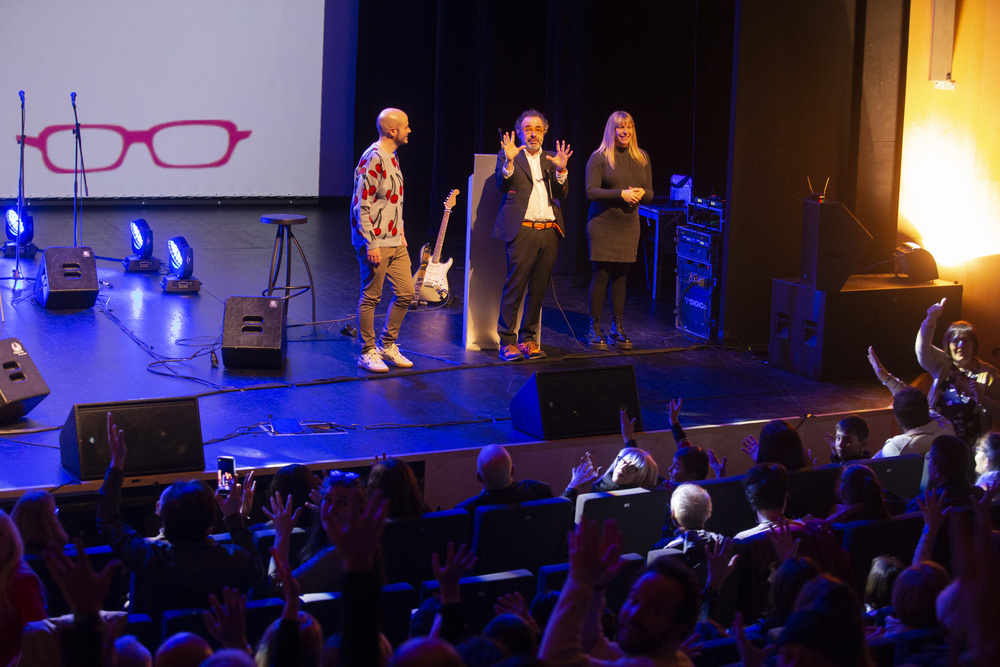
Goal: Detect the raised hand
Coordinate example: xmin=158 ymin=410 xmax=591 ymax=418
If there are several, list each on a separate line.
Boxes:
xmin=501 ymin=131 xmax=523 ymax=164
xmin=204 ymin=587 xmax=249 ymax=650
xmin=239 ymin=471 xmax=256 ymax=518
xmin=708 ymin=450 xmax=727 ymax=479
xmin=107 ymin=412 xmax=127 ymax=470
xmin=270 ymin=547 xmax=301 ymax=621
xmin=216 ymin=479 xmax=244 ymax=518
xmin=916 ymin=488 xmax=950 ymax=535
xmin=568 ymin=459 xmax=599 ymax=491
xmin=620 ymin=408 xmax=637 ymax=443
xmin=43 ymin=539 xmax=122 ymax=616
xmin=867 ymin=346 xmax=890 ymax=383
xmin=668 ymin=398 xmax=683 ymax=426
xmin=545 ymin=140 xmax=573 ymax=172
xmin=326 ymin=488 xmax=389 ymax=572
xmin=568 ymin=518 xmax=623 ymax=589
xmin=432 ymin=542 xmax=477 ymax=605
xmin=926 ymin=298 xmax=946 ymax=320
xmin=766 ymin=520 xmax=801 ymax=561
xmin=705 ymin=538 xmax=739 ymax=592
xmin=741 ymin=436 xmax=759 ymax=462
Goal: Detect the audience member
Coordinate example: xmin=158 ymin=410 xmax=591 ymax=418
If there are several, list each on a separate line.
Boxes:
xmin=863 ymin=555 xmax=905 ymax=615
xmin=974 ymin=431 xmax=1000 ymax=490
xmin=653 ymin=484 xmax=725 ymax=575
xmin=199 ymin=649 xmax=255 ymax=666
xmin=12 ymin=489 xmax=69 ymax=555
xmin=456 ymin=445 xmax=554 ymax=512
xmin=456 ymin=635 xmax=510 ymax=666
xmin=743 ymin=556 xmax=820 ymax=638
xmin=826 ymin=414 xmax=872 ymax=464
xmin=267 ymin=470 xmax=384 ymax=595
xmin=252 ymin=463 xmax=321 ymax=532
xmin=734 ymin=463 xmax=796 ymax=540
xmin=883 ymin=561 xmax=951 ymax=637
xmin=389 ymin=637 xmax=464 ymax=667
xmin=114 ymin=634 xmax=153 ymax=667
xmin=868 ymin=349 xmax=957 ymax=458
xmin=741 ymin=420 xmax=808 ymax=471
xmin=636 ymin=400 xmax=725 ymax=481
xmin=154 ymin=632 xmax=212 ymax=666
xmin=367 ymin=456 xmax=430 ymax=518
xmin=915 ymin=298 xmax=1000 ymax=446
xmin=591 ymin=446 xmax=660 ymax=493
xmin=96 ymin=414 xmax=264 ymax=620
xmin=0 ymin=509 xmax=47 ymax=667
xmin=826 ymin=464 xmax=889 ymax=523
xmin=538 ymin=518 xmax=700 ymax=665
xmin=255 ymin=548 xmax=324 ymax=667
xmin=668 ymin=447 xmax=709 ymax=485
xmin=905 ymin=435 xmax=985 ymax=513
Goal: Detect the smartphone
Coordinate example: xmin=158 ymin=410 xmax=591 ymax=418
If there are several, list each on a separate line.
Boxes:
xmin=217 ymin=456 xmax=236 ymax=496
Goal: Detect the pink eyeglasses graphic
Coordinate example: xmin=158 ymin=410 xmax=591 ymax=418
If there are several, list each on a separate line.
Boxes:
xmin=17 ymin=120 xmax=252 ymax=173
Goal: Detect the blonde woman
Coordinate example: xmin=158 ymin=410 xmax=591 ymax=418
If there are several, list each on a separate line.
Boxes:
xmin=0 ymin=509 xmax=47 ymax=666
xmin=12 ymin=490 xmax=69 ymax=555
xmin=584 ymin=111 xmax=653 ymax=349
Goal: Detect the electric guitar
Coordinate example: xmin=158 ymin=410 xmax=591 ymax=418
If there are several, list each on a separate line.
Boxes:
xmin=412 ymin=189 xmax=459 ymax=304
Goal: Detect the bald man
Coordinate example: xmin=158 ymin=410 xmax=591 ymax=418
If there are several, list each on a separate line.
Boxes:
xmin=351 ymin=107 xmax=415 ymax=373
xmin=455 ymin=444 xmax=553 ymax=512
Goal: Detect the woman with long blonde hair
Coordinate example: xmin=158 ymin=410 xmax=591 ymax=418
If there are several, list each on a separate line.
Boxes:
xmin=584 ymin=111 xmax=653 ymax=349
xmin=0 ymin=509 xmax=47 ymax=666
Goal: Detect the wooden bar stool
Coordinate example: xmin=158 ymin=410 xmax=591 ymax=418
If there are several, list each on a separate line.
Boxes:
xmin=261 ymin=214 xmax=316 ymax=322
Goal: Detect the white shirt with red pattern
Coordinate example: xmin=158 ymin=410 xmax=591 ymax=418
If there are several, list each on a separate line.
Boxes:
xmin=351 ymin=143 xmax=404 ymax=250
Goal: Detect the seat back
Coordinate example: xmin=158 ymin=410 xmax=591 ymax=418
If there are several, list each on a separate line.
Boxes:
xmin=537 ymin=552 xmax=644 ymax=613
xmin=691 ymin=476 xmax=755 ymax=537
xmin=300 ymin=583 xmax=415 ymax=646
xmin=26 ymin=545 xmax=125 ymax=616
xmin=575 ymin=488 xmax=670 ymax=555
xmin=839 ymin=512 xmax=923 ymax=594
xmin=472 ymin=498 xmax=573 ymax=575
xmin=382 ymin=509 xmax=470 ymax=588
xmin=865 ymin=454 xmax=925 ymax=500
xmin=253 ymin=526 xmax=309 ymax=564
xmin=421 ymin=569 xmax=535 ymax=635
xmin=786 ymin=464 xmax=842 ymax=519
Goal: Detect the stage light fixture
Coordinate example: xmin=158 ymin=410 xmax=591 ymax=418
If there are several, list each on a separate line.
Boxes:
xmin=3 ymin=208 xmax=38 ymax=258
xmin=894 ymin=242 xmax=939 ymax=282
xmin=161 ymin=235 xmax=201 ymax=293
xmin=123 ymin=218 xmax=161 ymax=272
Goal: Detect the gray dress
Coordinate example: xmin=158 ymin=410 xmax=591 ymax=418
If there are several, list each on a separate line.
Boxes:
xmin=585 ymin=146 xmax=654 ymax=262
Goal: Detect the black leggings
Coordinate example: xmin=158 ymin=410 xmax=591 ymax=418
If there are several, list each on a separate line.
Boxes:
xmin=588 ymin=261 xmax=629 ymax=320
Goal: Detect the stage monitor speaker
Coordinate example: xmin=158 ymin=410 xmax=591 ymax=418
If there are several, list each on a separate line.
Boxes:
xmin=801 ymin=199 xmax=872 ymax=292
xmin=509 ymin=364 xmax=642 ymax=440
xmin=221 ymin=296 xmax=287 ymax=370
xmin=0 ymin=338 xmax=50 ymax=424
xmin=60 ymin=396 xmax=205 ymax=481
xmin=35 ymin=246 xmax=99 ymax=309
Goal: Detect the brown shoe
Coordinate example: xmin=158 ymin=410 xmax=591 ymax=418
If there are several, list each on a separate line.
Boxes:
xmin=499 ymin=344 xmax=523 ymax=361
xmin=518 ymin=341 xmax=545 ymax=359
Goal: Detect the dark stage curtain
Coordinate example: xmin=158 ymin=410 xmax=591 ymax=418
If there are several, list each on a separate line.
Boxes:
xmin=353 ymin=0 xmax=734 ymax=279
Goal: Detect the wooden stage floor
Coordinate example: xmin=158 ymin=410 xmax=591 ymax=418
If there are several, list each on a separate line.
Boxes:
xmin=0 ymin=201 xmax=894 ymax=511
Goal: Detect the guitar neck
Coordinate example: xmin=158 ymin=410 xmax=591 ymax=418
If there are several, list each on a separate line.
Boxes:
xmin=431 ymin=209 xmax=451 ymax=262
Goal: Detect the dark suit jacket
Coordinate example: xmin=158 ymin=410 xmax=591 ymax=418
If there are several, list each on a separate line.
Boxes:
xmin=491 ymin=149 xmax=568 ymax=242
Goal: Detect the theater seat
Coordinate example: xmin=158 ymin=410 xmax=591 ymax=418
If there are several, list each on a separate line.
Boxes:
xmin=838 ymin=512 xmax=923 ymax=595
xmin=691 ymin=476 xmax=755 ymax=538
xmin=472 ymin=498 xmax=573 ymax=575
xmin=25 ymin=545 xmax=125 ymax=617
xmin=381 ymin=509 xmax=470 ymax=588
xmin=420 ymin=569 xmax=535 ymax=635
xmin=575 ymin=487 xmax=670 ymax=555
xmin=301 ymin=583 xmax=415 ymax=646
xmin=537 ymin=552 xmax=645 ymax=613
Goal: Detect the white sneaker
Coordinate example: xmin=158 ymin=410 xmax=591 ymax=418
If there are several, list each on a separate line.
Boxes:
xmin=376 ymin=342 xmax=414 ymax=368
xmin=358 ymin=350 xmax=389 ymax=373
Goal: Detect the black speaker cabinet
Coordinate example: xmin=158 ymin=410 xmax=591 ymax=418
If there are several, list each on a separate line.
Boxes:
xmin=0 ymin=338 xmax=50 ymax=423
xmin=801 ymin=199 xmax=873 ymax=292
xmin=769 ymin=276 xmax=963 ymax=381
xmin=509 ymin=364 xmax=642 ymax=440
xmin=35 ymin=246 xmax=99 ymax=309
xmin=221 ymin=296 xmax=288 ymax=369
xmin=60 ymin=396 xmax=205 ymax=481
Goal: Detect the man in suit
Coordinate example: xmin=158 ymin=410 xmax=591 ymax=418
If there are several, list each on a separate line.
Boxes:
xmin=493 ymin=109 xmax=572 ymax=361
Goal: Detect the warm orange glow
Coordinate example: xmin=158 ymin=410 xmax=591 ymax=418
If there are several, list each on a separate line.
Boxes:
xmin=898 ymin=121 xmax=1000 ymax=267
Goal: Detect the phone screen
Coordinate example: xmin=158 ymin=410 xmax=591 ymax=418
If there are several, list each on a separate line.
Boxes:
xmin=217 ymin=456 xmax=236 ymax=495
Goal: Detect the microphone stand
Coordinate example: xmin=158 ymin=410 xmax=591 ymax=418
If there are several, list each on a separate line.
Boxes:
xmin=71 ymin=92 xmax=89 ymax=247
xmin=12 ymin=92 xmax=27 ymax=286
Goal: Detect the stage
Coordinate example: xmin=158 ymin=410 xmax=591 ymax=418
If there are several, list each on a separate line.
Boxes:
xmin=0 ymin=200 xmax=896 ymax=521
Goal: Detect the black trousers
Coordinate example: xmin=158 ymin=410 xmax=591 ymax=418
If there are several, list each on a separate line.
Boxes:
xmin=497 ymin=226 xmax=559 ymax=346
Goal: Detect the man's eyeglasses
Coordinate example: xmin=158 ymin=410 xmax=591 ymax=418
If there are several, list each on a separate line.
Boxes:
xmin=17 ymin=120 xmax=251 ymax=174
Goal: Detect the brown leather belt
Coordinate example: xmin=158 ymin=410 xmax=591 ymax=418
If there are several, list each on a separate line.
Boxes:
xmin=522 ymin=221 xmax=556 ymax=230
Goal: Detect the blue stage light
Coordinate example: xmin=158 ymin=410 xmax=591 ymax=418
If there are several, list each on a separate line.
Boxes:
xmin=130 ymin=219 xmax=154 ymax=258
xmin=167 ymin=236 xmax=194 ymax=278
xmin=5 ymin=209 xmax=33 ymax=244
